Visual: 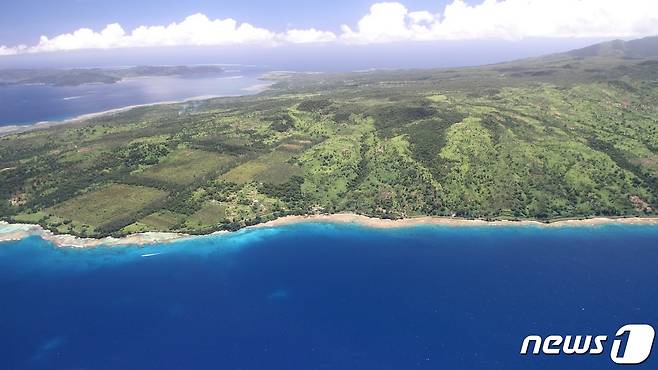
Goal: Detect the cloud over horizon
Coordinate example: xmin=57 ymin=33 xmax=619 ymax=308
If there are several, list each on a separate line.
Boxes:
xmin=1 ymin=0 xmax=658 ymax=55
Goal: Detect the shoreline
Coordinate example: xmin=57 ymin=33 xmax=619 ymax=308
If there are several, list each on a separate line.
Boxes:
xmin=0 ymin=78 xmax=274 ymax=137
xmin=0 ymin=221 xmax=193 ymax=248
xmin=2 ymin=214 xmax=658 ymax=248
xmin=255 ymin=213 xmax=658 ymax=229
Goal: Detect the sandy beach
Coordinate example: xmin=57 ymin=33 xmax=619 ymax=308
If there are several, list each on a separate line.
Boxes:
xmin=2 ymin=214 xmax=658 ymax=248
xmin=255 ymin=213 xmax=658 ymax=229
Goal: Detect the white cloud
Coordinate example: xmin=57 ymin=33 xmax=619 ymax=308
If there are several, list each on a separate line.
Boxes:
xmin=31 ymin=13 xmax=276 ymax=53
xmin=281 ymin=28 xmax=337 ymax=44
xmin=340 ymin=0 xmax=658 ymax=43
xmin=341 ymin=2 xmax=415 ymax=43
xmin=0 ymin=45 xmax=18 ymax=56
xmin=1 ymin=1 xmax=658 ymax=55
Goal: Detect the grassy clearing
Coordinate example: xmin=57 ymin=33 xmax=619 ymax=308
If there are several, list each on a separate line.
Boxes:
xmin=121 ymin=210 xmax=187 ymax=234
xmin=220 ymin=160 xmax=268 ymax=184
xmin=139 ymin=210 xmax=186 ymax=230
xmin=185 ymin=202 xmax=227 ymax=228
xmin=220 ymin=147 xmax=303 ymax=184
xmin=136 ymin=149 xmax=236 ymax=186
xmin=427 ymin=94 xmax=448 ymax=103
xmin=49 ymin=184 xmax=168 ymax=229
xmin=11 ymin=211 xmax=48 ymax=224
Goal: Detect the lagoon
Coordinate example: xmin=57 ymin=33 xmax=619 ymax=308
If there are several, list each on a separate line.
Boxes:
xmin=0 ymin=72 xmax=267 ymax=127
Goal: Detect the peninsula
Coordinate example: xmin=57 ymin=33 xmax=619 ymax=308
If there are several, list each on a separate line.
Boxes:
xmin=0 ymin=65 xmax=225 ymax=86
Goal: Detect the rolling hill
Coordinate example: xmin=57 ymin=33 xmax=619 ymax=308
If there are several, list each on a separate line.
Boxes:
xmin=567 ymin=36 xmax=658 ymax=58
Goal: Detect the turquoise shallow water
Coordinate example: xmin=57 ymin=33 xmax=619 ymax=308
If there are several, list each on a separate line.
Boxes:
xmin=1 ymin=223 xmax=657 ymax=369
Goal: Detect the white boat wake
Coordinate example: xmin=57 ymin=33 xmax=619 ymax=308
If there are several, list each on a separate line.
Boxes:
xmin=141 ymin=253 xmax=161 ymax=257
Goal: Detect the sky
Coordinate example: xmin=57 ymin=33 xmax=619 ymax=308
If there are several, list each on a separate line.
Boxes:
xmin=1 ymin=0 xmax=449 ymax=47
xmin=0 ymin=1 xmax=657 ymax=68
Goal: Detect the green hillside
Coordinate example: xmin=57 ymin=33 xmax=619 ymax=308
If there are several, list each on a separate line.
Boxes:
xmin=567 ymin=36 xmax=658 ymax=58
xmin=1 ymin=37 xmax=658 ymax=237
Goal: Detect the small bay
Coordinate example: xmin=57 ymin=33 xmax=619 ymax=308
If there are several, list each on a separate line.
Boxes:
xmin=0 ymin=72 xmax=267 ymax=127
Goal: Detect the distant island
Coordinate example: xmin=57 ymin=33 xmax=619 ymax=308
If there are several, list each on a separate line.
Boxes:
xmin=1 ymin=36 xmax=657 ymax=239
xmin=0 ymin=65 xmax=225 ymax=86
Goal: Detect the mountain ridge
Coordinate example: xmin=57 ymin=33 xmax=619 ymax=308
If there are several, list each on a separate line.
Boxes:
xmin=566 ymin=35 xmax=658 ymax=58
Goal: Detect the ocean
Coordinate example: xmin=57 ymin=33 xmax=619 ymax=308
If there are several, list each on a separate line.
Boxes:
xmin=0 ymin=72 xmax=267 ymax=127
xmin=1 ymin=223 xmax=657 ymax=369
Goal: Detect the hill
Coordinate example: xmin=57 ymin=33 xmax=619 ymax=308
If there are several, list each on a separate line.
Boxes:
xmin=1 ymin=37 xmax=657 ymax=237
xmin=567 ymin=36 xmax=658 ymax=58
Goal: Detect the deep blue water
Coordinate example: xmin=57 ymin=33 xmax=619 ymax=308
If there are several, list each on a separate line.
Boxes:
xmin=1 ymin=223 xmax=657 ymax=370
xmin=0 ymin=72 xmax=267 ymax=126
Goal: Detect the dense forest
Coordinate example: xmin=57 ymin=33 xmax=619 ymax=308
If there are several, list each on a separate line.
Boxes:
xmin=1 ymin=37 xmax=657 ymax=237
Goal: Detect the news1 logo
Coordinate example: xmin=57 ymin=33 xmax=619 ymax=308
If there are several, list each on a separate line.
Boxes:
xmin=520 ymin=324 xmax=655 ymax=365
